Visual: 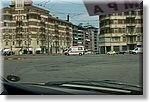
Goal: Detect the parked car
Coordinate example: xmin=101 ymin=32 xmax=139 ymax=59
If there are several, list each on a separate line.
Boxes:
xmin=107 ymin=51 xmax=116 ymax=55
xmin=95 ymin=52 xmax=101 ymax=54
xmin=84 ymin=51 xmax=93 ymax=55
xmin=116 ymin=51 xmax=126 ymax=55
xmin=130 ymin=47 xmax=143 ymax=54
xmin=2 ymin=51 xmax=15 ymax=56
xmin=1 ymin=49 xmax=15 ymax=56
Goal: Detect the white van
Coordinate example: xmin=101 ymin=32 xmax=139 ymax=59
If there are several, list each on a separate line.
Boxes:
xmin=64 ymin=46 xmax=84 ymax=56
xmin=132 ymin=47 xmax=143 ymax=54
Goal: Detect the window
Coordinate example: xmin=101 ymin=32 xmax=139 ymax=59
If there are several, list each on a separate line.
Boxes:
xmin=129 ymin=11 xmax=132 ymax=16
xmin=137 ymin=11 xmax=141 ymax=15
xmin=121 ymin=46 xmax=126 ymax=51
xmin=135 ymin=48 xmax=138 ymax=51
xmin=112 ymin=37 xmax=120 ymax=42
xmin=122 ymin=28 xmax=126 ymax=33
xmin=4 ymin=15 xmax=10 ymax=20
xmin=29 ymin=41 xmax=31 ymax=45
xmin=114 ymin=29 xmax=118 ymax=33
xmin=25 ymin=41 xmax=27 ymax=45
xmin=6 ymin=42 xmax=8 ymax=45
xmin=133 ymin=36 xmax=136 ymax=42
xmin=123 ymin=37 xmax=126 ymax=42
xmin=128 ymin=28 xmax=134 ymax=33
xmin=141 ymin=36 xmax=143 ymax=41
xmin=37 ymin=41 xmax=39 ymax=45
xmin=78 ymin=47 xmax=83 ymax=50
xmin=136 ymin=19 xmax=140 ymax=24
xmin=106 ymin=29 xmax=110 ymax=33
xmin=118 ymin=13 xmax=122 ymax=16
xmin=137 ymin=36 xmax=140 ymax=41
xmin=136 ymin=28 xmax=140 ymax=33
xmin=4 ymin=22 xmax=7 ymax=26
xmin=122 ymin=20 xmax=126 ymax=24
xmin=105 ymin=20 xmax=110 ymax=25
xmin=114 ymin=19 xmax=118 ymax=24
xmin=114 ymin=46 xmax=119 ymax=51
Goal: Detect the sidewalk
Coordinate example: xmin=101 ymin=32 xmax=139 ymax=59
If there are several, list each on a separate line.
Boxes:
xmin=12 ymin=53 xmax=63 ymax=56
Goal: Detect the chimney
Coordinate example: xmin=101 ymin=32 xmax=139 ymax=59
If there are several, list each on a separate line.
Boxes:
xmin=67 ymin=14 xmax=69 ymax=22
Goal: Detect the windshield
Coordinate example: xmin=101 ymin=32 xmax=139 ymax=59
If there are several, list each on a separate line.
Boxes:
xmin=0 ymin=0 xmax=143 ymax=95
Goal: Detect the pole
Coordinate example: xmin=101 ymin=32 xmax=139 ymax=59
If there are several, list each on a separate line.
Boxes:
xmin=28 ymin=33 xmax=29 ymax=54
xmin=48 ymin=33 xmax=50 ymax=55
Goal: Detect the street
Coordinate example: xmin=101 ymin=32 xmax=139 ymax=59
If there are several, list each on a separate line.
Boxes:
xmin=3 ymin=54 xmax=142 ymax=86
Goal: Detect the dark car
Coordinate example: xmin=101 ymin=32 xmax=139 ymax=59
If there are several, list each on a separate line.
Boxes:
xmin=116 ymin=51 xmax=126 ymax=55
xmin=96 ymin=52 xmax=101 ymax=54
xmin=2 ymin=51 xmax=15 ymax=56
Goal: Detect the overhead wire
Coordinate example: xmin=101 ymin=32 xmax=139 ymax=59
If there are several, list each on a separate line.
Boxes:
xmin=58 ymin=0 xmax=84 ymax=5
xmin=33 ymin=0 xmax=99 ymax=27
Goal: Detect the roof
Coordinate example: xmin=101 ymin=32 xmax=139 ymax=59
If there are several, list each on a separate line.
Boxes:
xmin=0 ymin=7 xmax=10 ymax=11
xmin=1 ymin=4 xmax=72 ymax=25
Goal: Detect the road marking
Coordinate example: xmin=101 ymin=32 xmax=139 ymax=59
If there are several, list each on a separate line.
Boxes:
xmin=1 ymin=57 xmax=31 ymax=61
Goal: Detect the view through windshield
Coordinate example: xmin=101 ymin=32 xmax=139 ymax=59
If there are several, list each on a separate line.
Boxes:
xmin=0 ymin=0 xmax=143 ymax=95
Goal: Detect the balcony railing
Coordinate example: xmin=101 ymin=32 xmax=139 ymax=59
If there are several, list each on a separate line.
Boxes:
xmin=127 ymin=41 xmax=137 ymax=44
xmin=126 ymin=23 xmax=136 ymax=26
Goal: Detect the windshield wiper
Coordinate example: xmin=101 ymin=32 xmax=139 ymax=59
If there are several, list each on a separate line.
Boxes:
xmin=1 ymin=76 xmax=143 ymax=95
xmin=45 ymin=80 xmax=143 ymax=95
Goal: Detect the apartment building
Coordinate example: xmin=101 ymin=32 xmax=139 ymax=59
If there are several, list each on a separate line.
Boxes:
xmin=84 ymin=25 xmax=98 ymax=52
xmin=1 ymin=0 xmax=73 ymax=54
xmin=73 ymin=25 xmax=98 ymax=52
xmin=99 ymin=9 xmax=143 ymax=54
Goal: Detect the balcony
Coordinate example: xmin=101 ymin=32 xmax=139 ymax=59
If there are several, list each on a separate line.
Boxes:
xmin=66 ymin=27 xmax=69 ymax=30
xmin=54 ymin=35 xmax=59 ymax=39
xmin=16 ymin=34 xmax=23 ymax=38
xmin=15 ymin=44 xmax=23 ymax=48
xmin=126 ymin=23 xmax=136 ymax=27
xmin=28 ymin=11 xmax=40 ymax=15
xmin=127 ymin=41 xmax=137 ymax=45
xmin=126 ymin=15 xmax=136 ymax=18
xmin=74 ymin=37 xmax=78 ymax=40
xmin=66 ymin=32 xmax=70 ymax=35
xmin=85 ymin=39 xmax=90 ymax=41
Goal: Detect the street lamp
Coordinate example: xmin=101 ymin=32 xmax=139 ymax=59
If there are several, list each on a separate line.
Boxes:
xmin=47 ymin=33 xmax=50 ymax=55
xmin=47 ymin=31 xmax=52 ymax=55
xmin=27 ymin=32 xmax=31 ymax=54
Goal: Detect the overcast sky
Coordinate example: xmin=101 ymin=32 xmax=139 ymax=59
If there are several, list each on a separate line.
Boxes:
xmin=0 ymin=0 xmax=99 ymax=27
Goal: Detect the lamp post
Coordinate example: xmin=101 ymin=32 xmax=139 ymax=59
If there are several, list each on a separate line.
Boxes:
xmin=27 ymin=32 xmax=31 ymax=54
xmin=46 ymin=26 xmax=49 ymax=55
xmin=47 ymin=31 xmax=52 ymax=55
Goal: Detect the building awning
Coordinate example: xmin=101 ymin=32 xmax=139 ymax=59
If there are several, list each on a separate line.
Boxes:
xmin=3 ymin=49 xmax=11 ymax=51
xmin=28 ymin=48 xmax=33 ymax=51
xmin=12 ymin=48 xmax=21 ymax=52
xmin=35 ymin=48 xmax=41 ymax=51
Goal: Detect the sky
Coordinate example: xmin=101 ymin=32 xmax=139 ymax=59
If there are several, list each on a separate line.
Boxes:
xmin=0 ymin=0 xmax=99 ymax=28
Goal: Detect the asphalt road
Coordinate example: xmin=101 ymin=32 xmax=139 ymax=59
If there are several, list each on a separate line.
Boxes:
xmin=3 ymin=54 xmax=143 ymax=86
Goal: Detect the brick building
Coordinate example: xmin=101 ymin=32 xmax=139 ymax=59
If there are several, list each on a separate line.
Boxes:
xmin=99 ymin=9 xmax=143 ymax=54
xmin=1 ymin=0 xmax=73 ymax=54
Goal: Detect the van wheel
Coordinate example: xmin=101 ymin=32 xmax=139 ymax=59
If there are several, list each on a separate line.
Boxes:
xmin=133 ymin=52 xmax=136 ymax=54
xmin=79 ymin=53 xmax=82 ymax=56
xmin=67 ymin=53 xmax=69 ymax=56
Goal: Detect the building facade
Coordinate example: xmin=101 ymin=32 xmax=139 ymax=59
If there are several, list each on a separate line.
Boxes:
xmin=84 ymin=25 xmax=99 ymax=52
xmin=73 ymin=25 xmax=98 ymax=52
xmin=1 ymin=0 xmax=73 ymax=54
xmin=99 ymin=9 xmax=143 ymax=54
